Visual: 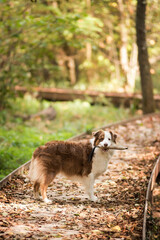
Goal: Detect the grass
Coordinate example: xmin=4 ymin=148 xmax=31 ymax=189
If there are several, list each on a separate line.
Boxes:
xmin=0 ymin=94 xmax=136 ymax=180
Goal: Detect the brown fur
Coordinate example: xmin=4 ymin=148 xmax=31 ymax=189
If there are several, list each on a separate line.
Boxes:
xmin=29 ymin=140 xmax=93 ymax=201
xmin=110 ymin=131 xmax=117 ymax=143
xmin=33 ymin=140 xmax=93 ymax=176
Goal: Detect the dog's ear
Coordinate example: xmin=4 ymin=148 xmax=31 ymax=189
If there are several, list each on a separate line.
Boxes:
xmin=110 ymin=131 xmax=117 ymax=143
xmin=92 ymin=130 xmax=103 ymax=138
xmin=92 ymin=130 xmax=104 ymax=146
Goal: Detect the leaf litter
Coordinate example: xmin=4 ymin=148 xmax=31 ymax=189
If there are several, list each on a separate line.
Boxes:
xmin=0 ymin=114 xmax=160 ymax=239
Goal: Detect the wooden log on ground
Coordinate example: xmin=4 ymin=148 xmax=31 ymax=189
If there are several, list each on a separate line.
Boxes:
xmin=14 ymin=86 xmax=160 ymax=108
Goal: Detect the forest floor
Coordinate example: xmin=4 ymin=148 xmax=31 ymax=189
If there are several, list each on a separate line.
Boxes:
xmin=0 ymin=113 xmax=160 ymax=239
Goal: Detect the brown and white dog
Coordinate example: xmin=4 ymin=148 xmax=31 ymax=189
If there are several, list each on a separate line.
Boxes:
xmin=29 ymin=130 xmax=117 ymax=203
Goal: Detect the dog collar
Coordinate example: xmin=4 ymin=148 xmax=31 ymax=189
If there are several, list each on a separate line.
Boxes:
xmin=88 ymin=146 xmax=97 ymax=162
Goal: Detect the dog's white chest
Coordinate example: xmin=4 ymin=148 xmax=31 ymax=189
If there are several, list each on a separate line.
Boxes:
xmin=91 ymin=149 xmax=113 ymax=178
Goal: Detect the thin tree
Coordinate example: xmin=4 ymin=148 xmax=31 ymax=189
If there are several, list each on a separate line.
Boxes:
xmin=118 ymin=0 xmax=138 ymax=91
xmin=136 ymin=0 xmax=155 ymax=114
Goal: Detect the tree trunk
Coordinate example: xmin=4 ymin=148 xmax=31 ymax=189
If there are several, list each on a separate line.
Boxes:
xmin=136 ymin=0 xmax=155 ymax=114
xmin=85 ymin=0 xmax=92 ymax=82
xmin=86 ymin=0 xmax=91 ymax=8
xmin=118 ymin=0 xmax=138 ymax=91
xmin=108 ymin=21 xmax=121 ymax=83
xmin=127 ymin=42 xmax=138 ymax=89
xmin=86 ymin=42 xmax=92 ymax=62
xmin=117 ymin=0 xmax=129 ymax=87
xmin=68 ymin=57 xmax=76 ymax=85
xmin=63 ymin=44 xmax=78 ymax=85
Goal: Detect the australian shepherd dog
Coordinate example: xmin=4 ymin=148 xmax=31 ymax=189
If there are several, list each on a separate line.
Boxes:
xmin=29 ymin=130 xmax=117 ymax=203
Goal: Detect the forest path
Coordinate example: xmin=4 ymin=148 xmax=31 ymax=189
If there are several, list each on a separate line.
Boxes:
xmin=0 ymin=114 xmax=160 ymax=240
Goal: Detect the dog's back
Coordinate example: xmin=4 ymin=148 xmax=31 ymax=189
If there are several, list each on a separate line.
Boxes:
xmin=32 ymin=140 xmax=93 ymax=177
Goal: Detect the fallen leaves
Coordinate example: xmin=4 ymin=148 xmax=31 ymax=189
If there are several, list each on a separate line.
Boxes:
xmin=103 ymin=225 xmax=121 ymax=233
xmin=0 ymin=114 xmax=160 ymax=239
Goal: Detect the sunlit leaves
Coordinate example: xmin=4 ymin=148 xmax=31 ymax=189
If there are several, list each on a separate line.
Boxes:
xmin=0 ymin=0 xmax=105 ymax=108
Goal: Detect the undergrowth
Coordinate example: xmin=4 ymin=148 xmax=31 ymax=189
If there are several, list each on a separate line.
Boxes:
xmin=0 ymin=94 xmax=136 ymax=180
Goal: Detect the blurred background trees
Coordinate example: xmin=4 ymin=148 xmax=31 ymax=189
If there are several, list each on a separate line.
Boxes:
xmin=0 ymin=0 xmax=160 ymax=109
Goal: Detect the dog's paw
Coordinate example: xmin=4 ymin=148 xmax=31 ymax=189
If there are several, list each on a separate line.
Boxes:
xmin=34 ymin=192 xmax=40 ymax=200
xmin=44 ymin=198 xmax=52 ymax=204
xmin=90 ymin=195 xmax=98 ymax=202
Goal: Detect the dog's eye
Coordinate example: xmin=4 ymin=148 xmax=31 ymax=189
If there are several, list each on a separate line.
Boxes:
xmin=108 ymin=138 xmax=111 ymax=141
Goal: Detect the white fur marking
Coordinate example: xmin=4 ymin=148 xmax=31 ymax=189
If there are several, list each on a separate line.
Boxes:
xmin=99 ymin=131 xmax=112 ymax=148
xmin=44 ymin=198 xmax=52 ymax=204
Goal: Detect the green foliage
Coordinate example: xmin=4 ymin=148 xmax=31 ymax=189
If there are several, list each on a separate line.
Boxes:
xmin=0 ymin=0 xmax=160 ymax=108
xmin=0 ymin=0 xmax=104 ymax=107
xmin=0 ymin=95 xmax=133 ymax=180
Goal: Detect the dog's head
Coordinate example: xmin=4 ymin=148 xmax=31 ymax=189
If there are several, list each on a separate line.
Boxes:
xmin=92 ymin=129 xmax=117 ymax=151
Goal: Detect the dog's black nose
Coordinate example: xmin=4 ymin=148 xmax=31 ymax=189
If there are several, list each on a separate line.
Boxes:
xmin=104 ymin=143 xmax=108 ymax=147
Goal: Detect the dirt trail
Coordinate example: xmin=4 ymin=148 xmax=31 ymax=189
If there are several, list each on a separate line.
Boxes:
xmin=0 ymin=114 xmax=160 ymax=240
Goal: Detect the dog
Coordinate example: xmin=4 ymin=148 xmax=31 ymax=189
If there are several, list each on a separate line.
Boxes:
xmin=28 ymin=129 xmax=117 ymax=203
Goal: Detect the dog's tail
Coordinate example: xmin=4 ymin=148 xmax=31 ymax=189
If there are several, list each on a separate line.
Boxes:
xmin=28 ymin=146 xmax=46 ymax=181
xmin=28 ymin=155 xmax=47 ymax=184
xmin=28 ymin=156 xmax=35 ymax=181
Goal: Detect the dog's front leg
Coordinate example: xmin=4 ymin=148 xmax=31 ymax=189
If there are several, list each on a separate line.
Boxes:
xmin=83 ymin=173 xmax=98 ymax=202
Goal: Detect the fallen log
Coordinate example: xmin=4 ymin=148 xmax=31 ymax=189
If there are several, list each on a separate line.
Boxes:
xmin=15 ymin=86 xmax=160 ymax=108
xmin=25 ymin=106 xmax=56 ymax=121
xmin=15 ymin=106 xmax=56 ymax=121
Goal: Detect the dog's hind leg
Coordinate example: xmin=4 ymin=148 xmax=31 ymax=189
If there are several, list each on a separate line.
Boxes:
xmin=33 ymin=182 xmax=40 ymax=199
xmin=40 ymin=172 xmax=56 ymax=204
